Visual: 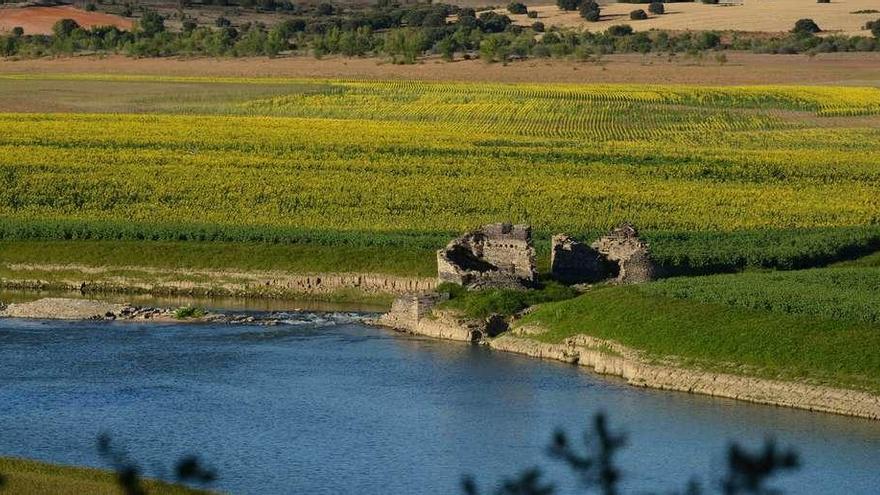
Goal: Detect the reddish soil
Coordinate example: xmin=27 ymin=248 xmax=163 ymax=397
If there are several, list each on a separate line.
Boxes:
xmin=0 ymin=5 xmax=133 ymax=35
xmin=2 ymin=52 xmax=880 ymax=86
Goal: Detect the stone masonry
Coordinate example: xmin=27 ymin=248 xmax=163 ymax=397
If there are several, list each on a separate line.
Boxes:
xmin=437 ymin=223 xmax=537 ymax=290
xmin=590 ymin=223 xmax=655 ymax=284
xmin=549 ymin=234 xmax=605 ymax=284
xmin=550 ymin=224 xmax=655 ymax=285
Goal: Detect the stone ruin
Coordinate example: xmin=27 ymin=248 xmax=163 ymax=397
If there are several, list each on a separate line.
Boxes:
xmin=437 ymin=223 xmax=537 ymax=290
xmin=550 ymin=223 xmax=655 ymax=285
xmin=436 ymin=222 xmax=654 ymax=290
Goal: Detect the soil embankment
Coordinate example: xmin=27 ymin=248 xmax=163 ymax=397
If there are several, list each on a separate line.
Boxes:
xmin=1 ymin=263 xmax=437 ymax=301
xmin=378 ymin=306 xmax=880 ymax=420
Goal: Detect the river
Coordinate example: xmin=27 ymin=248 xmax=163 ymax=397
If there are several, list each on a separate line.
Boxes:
xmin=1 ymin=312 xmax=879 ymax=494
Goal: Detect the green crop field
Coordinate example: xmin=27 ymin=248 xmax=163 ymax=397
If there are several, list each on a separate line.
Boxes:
xmin=0 ymin=74 xmax=879 ymax=275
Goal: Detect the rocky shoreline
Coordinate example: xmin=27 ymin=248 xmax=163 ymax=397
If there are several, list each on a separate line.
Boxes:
xmin=377 ymin=305 xmax=880 ymax=421
xmin=0 ymin=297 xmax=329 ymax=325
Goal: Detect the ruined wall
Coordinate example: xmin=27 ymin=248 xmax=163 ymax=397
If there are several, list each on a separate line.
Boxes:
xmin=478 ymin=224 xmax=536 ymax=281
xmin=549 ymin=224 xmax=655 ymax=285
xmin=437 ymin=223 xmax=537 ymax=290
xmin=549 ymin=234 xmax=604 ymax=284
xmin=591 ymin=224 xmax=655 ymax=284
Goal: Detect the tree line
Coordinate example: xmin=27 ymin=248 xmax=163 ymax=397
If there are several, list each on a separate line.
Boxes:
xmin=1 ymin=2 xmax=879 ymax=62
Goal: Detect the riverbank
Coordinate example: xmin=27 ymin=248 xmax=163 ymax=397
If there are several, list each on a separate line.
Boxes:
xmin=0 ymin=457 xmax=210 ymax=495
xmin=377 ymin=301 xmax=880 ymax=420
xmin=0 ymin=240 xmax=437 ymax=305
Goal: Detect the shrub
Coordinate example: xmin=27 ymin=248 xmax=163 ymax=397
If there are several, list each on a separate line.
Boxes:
xmin=11 ymin=26 xmax=24 ymax=37
xmin=84 ymin=2 xmax=96 ymax=11
xmin=508 ymin=2 xmax=528 ymax=14
xmin=579 ymin=0 xmax=601 ymax=21
xmin=527 ymin=10 xmax=538 ymax=18
xmin=316 ymin=2 xmax=334 ymax=16
xmin=182 ymin=18 xmax=198 ymax=32
xmin=630 ymin=9 xmax=648 ymax=20
xmin=817 ymin=0 xmax=830 ymax=3
xmin=607 ymin=24 xmax=634 ymax=36
xmin=868 ymin=19 xmax=880 ymax=38
xmin=649 ymin=2 xmax=665 ymax=14
xmin=701 ymin=0 xmax=719 ymax=4
xmin=173 ymin=306 xmax=206 ymax=319
xmin=557 ymin=0 xmax=580 ymax=11
xmin=215 ymin=16 xmax=231 ymax=27
xmin=138 ymin=11 xmax=165 ymax=36
xmin=532 ymin=21 xmax=545 ymax=32
xmin=697 ymin=31 xmax=721 ymax=48
xmin=793 ymin=18 xmax=821 ymax=34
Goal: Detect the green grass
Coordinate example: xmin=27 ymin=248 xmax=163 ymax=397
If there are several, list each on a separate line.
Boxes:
xmin=437 ymin=281 xmax=579 ymax=319
xmin=641 ymin=265 xmax=880 ymax=325
xmin=0 ymin=240 xmax=437 ymax=277
xmin=0 ymin=457 xmax=210 ymax=495
xmin=520 ymin=285 xmax=880 ymax=393
xmin=174 ymin=306 xmax=207 ymax=319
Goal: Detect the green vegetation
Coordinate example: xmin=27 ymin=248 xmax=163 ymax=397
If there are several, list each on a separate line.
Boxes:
xmin=174 ymin=306 xmax=207 ymax=319
xmin=520 ymin=283 xmax=880 ymax=393
xmin=0 ymin=240 xmax=438 ymax=277
xmin=0 ymin=76 xmax=878 ymax=277
xmin=642 ymin=266 xmax=880 ymax=325
xmin=0 ymin=457 xmax=209 ymax=495
xmin=438 ymin=281 xmax=579 ymax=319
xmin=1 ymin=1 xmax=879 ymax=62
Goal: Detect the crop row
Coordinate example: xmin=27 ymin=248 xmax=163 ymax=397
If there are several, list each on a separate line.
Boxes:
xmin=0 ymin=79 xmax=878 ymax=272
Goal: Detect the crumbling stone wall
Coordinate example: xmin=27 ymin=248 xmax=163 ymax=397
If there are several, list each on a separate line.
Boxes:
xmin=549 ymin=234 xmax=604 ymax=284
xmin=382 ymin=292 xmax=450 ymax=328
xmin=550 ymin=224 xmax=655 ymax=285
xmin=591 ymin=224 xmax=655 ymax=284
xmin=437 ymin=223 xmax=537 ymax=290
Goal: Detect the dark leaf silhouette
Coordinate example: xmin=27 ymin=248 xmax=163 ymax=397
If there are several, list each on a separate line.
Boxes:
xmin=721 ymin=440 xmax=799 ymax=495
xmin=175 ymin=455 xmax=217 ymax=484
xmin=97 ymin=433 xmax=146 ymax=495
xmin=548 ymin=413 xmax=626 ymax=495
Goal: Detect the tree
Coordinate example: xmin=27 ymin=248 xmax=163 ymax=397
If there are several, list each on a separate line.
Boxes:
xmin=630 ymin=9 xmax=648 ymax=20
xmin=648 ymin=2 xmax=664 ymax=15
xmin=870 ymin=19 xmax=880 ymax=38
xmin=52 ymin=18 xmax=81 ymax=38
xmin=579 ymin=1 xmax=600 ymax=21
xmin=532 ymin=21 xmax=545 ymax=32
xmin=478 ymin=12 xmax=512 ymax=33
xmin=792 ymin=18 xmax=821 ymax=35
xmin=11 ymin=26 xmax=24 ymax=37
xmin=556 ymin=0 xmax=580 ymax=12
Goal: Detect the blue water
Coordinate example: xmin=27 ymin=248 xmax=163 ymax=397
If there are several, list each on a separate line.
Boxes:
xmin=1 ymin=314 xmax=879 ymax=494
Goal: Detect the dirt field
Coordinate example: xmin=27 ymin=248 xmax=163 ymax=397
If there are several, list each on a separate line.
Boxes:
xmin=505 ymin=0 xmax=880 ymax=35
xmin=2 ymin=52 xmax=880 ymax=86
xmin=0 ymin=5 xmax=133 ymax=35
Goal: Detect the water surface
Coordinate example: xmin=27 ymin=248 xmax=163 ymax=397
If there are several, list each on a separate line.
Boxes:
xmin=1 ymin=315 xmax=879 ymax=494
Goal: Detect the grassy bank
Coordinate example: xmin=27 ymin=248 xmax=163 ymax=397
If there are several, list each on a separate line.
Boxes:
xmin=519 ymin=265 xmax=880 ymax=394
xmin=0 ymin=457 xmax=209 ymax=495
xmin=0 ymin=240 xmax=437 ymax=277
